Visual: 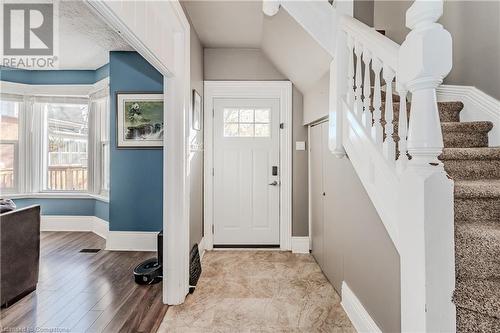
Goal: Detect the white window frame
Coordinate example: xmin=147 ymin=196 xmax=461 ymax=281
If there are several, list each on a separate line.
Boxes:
xmin=40 ymin=98 xmax=90 ymax=193
xmin=0 ymin=94 xmax=26 ymax=194
xmin=0 ymin=80 xmax=110 ymax=199
xmin=0 ymin=140 xmax=19 ymax=194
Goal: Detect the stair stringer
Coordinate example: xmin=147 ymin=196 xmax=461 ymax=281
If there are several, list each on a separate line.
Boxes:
xmin=341 ymin=102 xmax=400 ymax=247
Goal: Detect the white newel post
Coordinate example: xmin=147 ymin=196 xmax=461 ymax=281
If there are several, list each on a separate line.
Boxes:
xmin=397 ymin=1 xmax=456 ymax=332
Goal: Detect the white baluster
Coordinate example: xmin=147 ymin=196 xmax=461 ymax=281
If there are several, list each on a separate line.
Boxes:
xmin=362 ymin=48 xmax=372 ymax=131
xmin=397 ymin=86 xmax=408 ymax=164
xmin=371 ymin=57 xmax=383 ymax=146
xmin=346 ymin=36 xmax=355 ymax=108
xmin=354 ymin=42 xmax=363 ymax=119
xmin=382 ymin=66 xmax=396 ymax=162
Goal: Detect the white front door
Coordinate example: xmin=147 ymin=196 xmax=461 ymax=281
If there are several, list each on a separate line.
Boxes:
xmin=213 ymin=98 xmax=280 ymax=246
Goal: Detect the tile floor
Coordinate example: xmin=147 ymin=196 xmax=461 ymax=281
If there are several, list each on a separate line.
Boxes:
xmin=159 ymin=250 xmax=355 ymax=332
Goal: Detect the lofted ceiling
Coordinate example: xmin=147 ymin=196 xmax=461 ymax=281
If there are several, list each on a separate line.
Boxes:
xmin=182 ymin=0 xmax=332 ymax=93
xmin=181 ymin=0 xmax=263 ymax=48
xmin=57 ymin=1 xmax=132 ymax=70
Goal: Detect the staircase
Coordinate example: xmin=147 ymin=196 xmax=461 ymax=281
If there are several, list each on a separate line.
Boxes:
xmin=264 ymin=0 xmax=498 ymax=331
xmin=437 ymin=106 xmax=500 ymax=331
xmin=325 ymin=0 xmax=498 ymax=331
xmin=390 ymin=98 xmax=500 ymax=331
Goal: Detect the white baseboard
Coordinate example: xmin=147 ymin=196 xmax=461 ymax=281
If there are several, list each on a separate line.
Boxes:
xmin=291 ymin=236 xmax=310 ymax=254
xmin=106 ymin=231 xmax=157 ymax=251
xmin=341 ymin=281 xmax=382 ymax=333
xmin=41 ymin=216 xmax=109 ymax=239
xmin=41 ymin=215 xmax=156 ymax=252
xmin=437 ymin=84 xmax=500 ymax=145
xmin=198 ymin=236 xmax=207 ymax=259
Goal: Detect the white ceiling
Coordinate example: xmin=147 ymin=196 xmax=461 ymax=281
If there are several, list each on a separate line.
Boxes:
xmin=181 ymin=1 xmax=264 ymax=48
xmin=57 ymin=1 xmax=132 ymax=70
xmin=182 ymin=0 xmax=332 ymax=93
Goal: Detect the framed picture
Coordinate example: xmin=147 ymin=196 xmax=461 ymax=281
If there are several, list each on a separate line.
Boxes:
xmin=116 ymin=92 xmax=164 ymax=148
xmin=192 ymin=89 xmax=202 ymax=131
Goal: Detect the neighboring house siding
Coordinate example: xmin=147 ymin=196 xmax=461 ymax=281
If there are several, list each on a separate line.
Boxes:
xmin=374 ymin=0 xmax=500 ymax=100
xmin=204 ymin=48 xmax=309 ymax=237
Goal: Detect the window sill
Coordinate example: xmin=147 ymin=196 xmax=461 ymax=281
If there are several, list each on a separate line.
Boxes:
xmin=2 ymin=192 xmax=109 ymax=203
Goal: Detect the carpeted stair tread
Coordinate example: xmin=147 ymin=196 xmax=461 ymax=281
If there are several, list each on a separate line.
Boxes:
xmin=455 ymin=221 xmax=500 ymax=280
xmin=381 ymin=101 xmax=464 ymax=124
xmin=442 ymin=121 xmax=494 ymax=133
xmin=441 ymin=121 xmax=492 ymax=148
xmin=456 ymin=307 xmax=500 ymax=333
xmin=441 ymin=147 xmax=500 ymax=160
xmin=455 ymin=179 xmax=500 ymax=199
xmin=440 ymin=148 xmax=500 ymax=180
xmin=454 ymin=278 xmax=500 ymax=319
xmin=455 ymin=197 xmax=500 ymax=222
xmin=437 ymin=101 xmax=465 ymax=122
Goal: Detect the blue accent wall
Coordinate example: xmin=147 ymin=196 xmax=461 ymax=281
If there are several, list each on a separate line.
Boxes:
xmin=13 ymin=198 xmax=109 ymax=221
xmin=94 ymin=200 xmax=110 ymax=221
xmin=109 ymin=51 xmax=163 ymax=232
xmin=0 ymin=64 xmax=109 ymax=84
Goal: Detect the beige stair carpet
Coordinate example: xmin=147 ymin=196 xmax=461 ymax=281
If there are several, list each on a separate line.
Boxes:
xmin=380 ymin=96 xmax=500 ymax=332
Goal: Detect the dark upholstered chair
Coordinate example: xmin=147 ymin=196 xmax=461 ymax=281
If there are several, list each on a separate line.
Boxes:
xmin=1 ymin=205 xmax=40 ymax=307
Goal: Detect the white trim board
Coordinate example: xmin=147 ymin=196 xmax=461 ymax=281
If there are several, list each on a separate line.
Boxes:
xmin=203 ymin=81 xmax=293 ymax=251
xmin=86 ymin=0 xmax=192 ymax=305
xmin=341 ymin=282 xmax=382 ymax=333
xmin=0 ymin=78 xmax=109 ymax=97
xmin=41 ymin=215 xmax=109 ymax=239
xmin=106 ymin=231 xmax=157 ymax=252
xmin=41 ymin=216 xmax=157 ymax=251
xmin=437 ymin=84 xmax=500 ymax=146
xmin=198 ymin=237 xmax=207 ymax=260
xmin=291 ymin=237 xmax=310 ymax=254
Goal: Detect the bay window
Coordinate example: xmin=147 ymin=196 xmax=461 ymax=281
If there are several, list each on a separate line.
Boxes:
xmin=0 ymin=97 xmax=21 ymax=193
xmin=0 ymin=87 xmax=109 ymax=198
xmin=42 ymin=101 xmax=89 ymax=191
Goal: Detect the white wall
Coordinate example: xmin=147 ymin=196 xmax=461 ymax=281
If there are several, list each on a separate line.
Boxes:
xmin=204 ymin=48 xmax=286 ymax=81
xmin=187 ymin=16 xmax=204 ymax=248
xmin=374 ymin=0 xmax=500 ymax=100
xmin=303 ymin=72 xmax=330 ymax=125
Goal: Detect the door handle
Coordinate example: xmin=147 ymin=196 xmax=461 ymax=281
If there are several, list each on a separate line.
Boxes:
xmin=268 ymin=181 xmax=279 ymax=186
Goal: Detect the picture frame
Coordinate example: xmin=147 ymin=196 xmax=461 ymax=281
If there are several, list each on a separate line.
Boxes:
xmin=192 ymin=89 xmax=202 ymax=131
xmin=116 ymin=92 xmax=164 ymax=148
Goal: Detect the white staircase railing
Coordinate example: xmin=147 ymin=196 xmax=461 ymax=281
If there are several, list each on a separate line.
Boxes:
xmin=329 ymin=1 xmax=456 ymax=332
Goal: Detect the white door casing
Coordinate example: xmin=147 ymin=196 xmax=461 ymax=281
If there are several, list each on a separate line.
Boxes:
xmin=204 ymin=81 xmax=292 ymax=250
xmin=213 ymin=98 xmax=280 ymax=245
xmin=85 ymin=0 xmax=191 ymax=305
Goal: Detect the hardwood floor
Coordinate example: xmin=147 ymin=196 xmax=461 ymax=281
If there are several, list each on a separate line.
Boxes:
xmin=0 ymin=232 xmax=167 ymax=333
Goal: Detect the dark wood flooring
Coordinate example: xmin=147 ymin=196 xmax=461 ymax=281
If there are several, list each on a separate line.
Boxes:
xmin=0 ymin=232 xmax=167 ymax=332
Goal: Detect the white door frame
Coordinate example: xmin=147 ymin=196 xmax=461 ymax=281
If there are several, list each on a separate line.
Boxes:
xmin=85 ymin=0 xmax=191 ymax=305
xmin=204 ymin=81 xmax=293 ymax=250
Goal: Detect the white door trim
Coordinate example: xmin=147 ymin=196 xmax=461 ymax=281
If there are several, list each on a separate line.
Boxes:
xmin=204 ymin=81 xmax=293 ymax=250
xmin=85 ymin=0 xmax=191 ymax=305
